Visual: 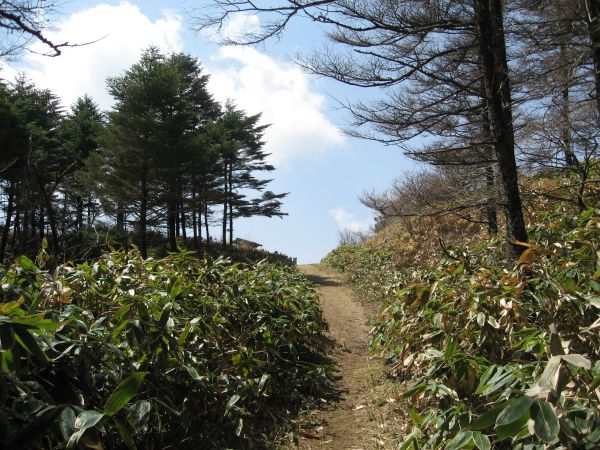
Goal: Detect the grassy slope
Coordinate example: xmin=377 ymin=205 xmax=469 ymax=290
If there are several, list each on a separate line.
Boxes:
xmin=323 ymin=176 xmax=600 ymax=449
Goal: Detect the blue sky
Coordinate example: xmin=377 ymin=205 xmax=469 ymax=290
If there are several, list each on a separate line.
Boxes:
xmin=1 ymin=0 xmax=417 ymax=263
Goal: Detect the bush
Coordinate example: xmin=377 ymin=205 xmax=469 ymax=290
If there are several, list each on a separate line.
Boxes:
xmin=0 ymin=250 xmax=330 ymax=449
xmin=324 ymin=207 xmax=600 ymax=448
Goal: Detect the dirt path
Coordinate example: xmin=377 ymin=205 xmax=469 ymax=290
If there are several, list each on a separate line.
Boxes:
xmin=295 ymin=264 xmax=394 ymax=449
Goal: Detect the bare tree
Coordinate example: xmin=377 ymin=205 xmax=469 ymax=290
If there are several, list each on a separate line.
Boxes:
xmin=1 ymin=1 xmax=80 ymax=59
xmin=194 ymin=0 xmax=528 ymax=258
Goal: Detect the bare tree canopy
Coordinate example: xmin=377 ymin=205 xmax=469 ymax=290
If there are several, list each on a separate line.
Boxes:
xmin=0 ymin=1 xmax=77 ymax=58
xmin=193 ymin=0 xmax=531 ymax=258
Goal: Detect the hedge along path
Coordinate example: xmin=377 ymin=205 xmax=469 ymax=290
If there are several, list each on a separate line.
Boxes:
xmin=296 ymin=264 xmax=391 ymax=449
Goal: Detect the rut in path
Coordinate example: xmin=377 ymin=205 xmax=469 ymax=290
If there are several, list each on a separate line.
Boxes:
xmin=296 ymin=264 xmax=392 ymax=450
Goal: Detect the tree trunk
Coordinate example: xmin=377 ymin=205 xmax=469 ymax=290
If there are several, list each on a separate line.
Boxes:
xmin=140 ymin=167 xmax=148 ymax=259
xmin=19 ymin=194 xmax=28 ymax=254
xmin=87 ymin=195 xmax=93 ymax=227
xmin=559 ymin=44 xmax=578 ymax=167
xmin=197 ymin=208 xmax=203 ymax=252
xmin=481 ymin=101 xmax=498 ymax=236
xmin=560 ymin=84 xmax=578 ymax=166
xmin=228 ymin=165 xmax=233 ymax=246
xmin=586 ymin=0 xmax=600 ymax=115
xmin=38 ymin=205 xmax=44 ymax=239
xmin=0 ymin=180 xmax=16 ymax=263
xmin=475 ymin=0 xmax=528 ymax=259
xmin=11 ymin=185 xmax=20 ymax=252
xmin=484 ymin=164 xmax=498 ymax=235
xmin=204 ymin=199 xmax=210 ymax=244
xmin=222 ymin=162 xmax=228 ymax=250
xmin=33 ymin=172 xmax=58 ymax=252
xmin=180 ymin=205 xmax=187 ymax=243
xmin=168 ymin=202 xmax=177 ymax=252
xmin=76 ymin=195 xmax=84 ymax=230
xmin=191 ymin=178 xmax=199 ymax=252
xmin=116 ymin=204 xmax=125 ymax=233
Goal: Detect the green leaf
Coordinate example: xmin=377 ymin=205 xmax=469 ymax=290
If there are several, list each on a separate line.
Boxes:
xmin=495 ymin=412 xmax=530 ymax=441
xmin=235 ymin=417 xmax=244 ymax=437
xmin=16 ymin=255 xmax=38 ymax=271
xmin=9 ymin=405 xmax=64 ymax=445
xmin=403 ymin=382 xmax=427 ymax=398
xmin=12 ymin=315 xmax=61 ymax=331
xmin=258 ymin=373 xmax=270 ymax=393
xmin=158 ymin=304 xmax=172 ymax=329
xmin=580 ymin=208 xmax=595 ymax=221
xmin=472 ymin=431 xmax=491 ymax=450
xmin=399 ymin=433 xmax=418 ymax=450
xmin=74 ymin=410 xmax=104 ymax=430
xmin=113 ymin=417 xmax=135 ymax=449
xmin=178 ymin=321 xmax=192 ymax=344
xmin=0 ymin=299 xmax=24 ymax=315
xmin=591 ymin=372 xmax=600 ymax=390
xmin=13 ymin=326 xmax=49 ymax=363
xmin=104 ymin=372 xmax=148 ymax=416
xmin=495 ymin=396 xmax=533 ymax=428
xmin=470 ymin=404 xmax=506 ymax=431
xmin=169 ymin=279 xmax=182 ymax=299
xmin=531 ymin=400 xmax=559 ymax=443
xmin=1 ymin=349 xmax=14 ymax=372
xmin=130 ymin=400 xmax=152 ymax=429
xmin=408 ymin=406 xmax=424 ymax=426
xmin=446 ymin=431 xmax=474 ymax=450
xmin=226 ymin=394 xmax=241 ymax=413
xmin=587 ymin=295 xmax=600 ymax=308
xmin=59 ymin=407 xmax=76 ymax=440
xmin=67 ymin=429 xmax=86 ymax=449
xmin=185 ymin=365 xmax=201 ymax=381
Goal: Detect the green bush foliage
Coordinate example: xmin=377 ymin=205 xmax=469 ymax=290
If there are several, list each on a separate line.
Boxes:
xmin=0 ymin=250 xmax=330 ymax=448
xmin=324 ymin=207 xmax=600 ymax=448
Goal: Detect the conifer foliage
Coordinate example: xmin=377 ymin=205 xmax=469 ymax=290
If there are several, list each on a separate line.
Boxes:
xmin=0 ymin=48 xmax=286 ymax=264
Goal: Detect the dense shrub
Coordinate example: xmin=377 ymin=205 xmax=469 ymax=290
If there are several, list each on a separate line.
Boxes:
xmin=324 ymin=207 xmax=600 ymax=449
xmin=0 ymin=250 xmax=330 ymax=449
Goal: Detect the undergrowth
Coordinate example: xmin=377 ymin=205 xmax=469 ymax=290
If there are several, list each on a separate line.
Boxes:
xmin=0 ymin=250 xmax=331 ymax=449
xmin=324 ymin=205 xmax=600 ymax=449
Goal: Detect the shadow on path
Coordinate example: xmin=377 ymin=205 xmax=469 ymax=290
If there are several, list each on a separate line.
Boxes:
xmin=302 ymin=273 xmax=342 ymax=287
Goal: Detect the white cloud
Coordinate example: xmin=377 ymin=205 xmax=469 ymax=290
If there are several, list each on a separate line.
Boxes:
xmin=6 ymin=5 xmax=343 ymax=167
xmin=17 ymin=1 xmax=183 ymax=110
xmin=0 ymin=60 xmax=18 ymax=81
xmin=220 ymin=13 xmax=261 ymax=41
xmin=208 ymin=45 xmax=345 ymax=166
xmin=328 ymin=207 xmax=372 ymax=233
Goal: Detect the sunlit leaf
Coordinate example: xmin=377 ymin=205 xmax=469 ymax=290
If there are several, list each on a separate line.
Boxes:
xmin=472 ymin=431 xmax=491 ymax=450
xmin=226 ymin=394 xmax=241 ymax=413
xmin=561 ymin=354 xmax=591 ymax=370
xmin=74 ymin=410 xmax=104 ymax=430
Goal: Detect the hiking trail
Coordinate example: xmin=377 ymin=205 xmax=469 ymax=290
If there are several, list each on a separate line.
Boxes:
xmin=295 ymin=264 xmax=407 ymax=449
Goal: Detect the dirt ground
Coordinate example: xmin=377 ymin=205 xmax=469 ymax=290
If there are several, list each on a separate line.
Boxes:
xmin=293 ymin=265 xmax=409 ymax=450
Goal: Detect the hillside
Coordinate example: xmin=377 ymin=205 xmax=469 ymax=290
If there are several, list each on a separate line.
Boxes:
xmin=323 ymin=174 xmax=600 ymax=448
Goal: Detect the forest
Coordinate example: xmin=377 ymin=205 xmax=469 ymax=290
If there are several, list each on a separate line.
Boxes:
xmin=0 ymin=47 xmax=287 ymax=264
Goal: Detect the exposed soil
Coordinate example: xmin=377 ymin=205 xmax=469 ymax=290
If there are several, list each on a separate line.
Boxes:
xmin=293 ymin=264 xmax=409 ymax=449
